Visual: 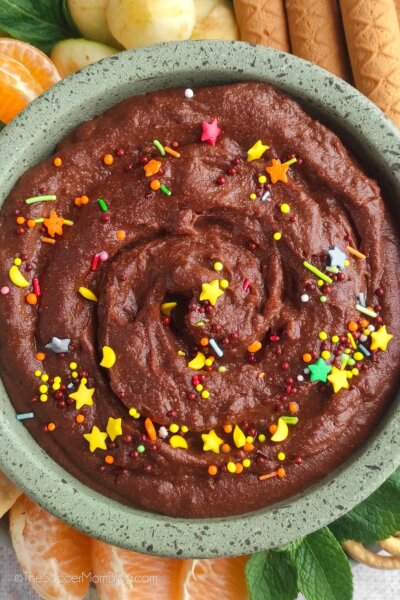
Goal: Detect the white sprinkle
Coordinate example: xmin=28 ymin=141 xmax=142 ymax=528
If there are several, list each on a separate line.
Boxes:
xmin=304 ymin=368 xmax=310 ymax=375
xmin=368 ymin=325 xmax=375 ymax=332
xmin=158 ymin=426 xmax=168 ymax=439
xmin=16 ymin=412 xmax=34 ymax=420
xmin=301 ymin=294 xmax=310 ymax=302
xmin=184 ymin=88 xmax=194 ymax=99
xmin=356 ymin=304 xmax=377 ymax=318
xmin=359 ymin=334 xmax=368 ymax=342
xmin=297 ymin=375 xmax=304 ymax=382
xmin=209 ymin=338 xmax=224 ymax=358
xmin=98 ymin=251 xmax=109 ymax=262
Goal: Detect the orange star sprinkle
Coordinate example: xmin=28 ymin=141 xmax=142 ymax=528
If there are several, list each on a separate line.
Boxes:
xmin=43 ymin=210 xmax=64 ymax=237
xmin=144 ymin=159 xmax=161 ymax=177
xmin=266 ymin=159 xmax=290 ymax=184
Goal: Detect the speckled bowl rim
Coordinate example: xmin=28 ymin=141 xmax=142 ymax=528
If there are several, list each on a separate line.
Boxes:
xmin=0 ymin=41 xmax=399 ymax=559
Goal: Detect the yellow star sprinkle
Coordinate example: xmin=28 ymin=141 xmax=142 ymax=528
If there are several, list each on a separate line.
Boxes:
xmin=327 ymin=367 xmax=350 ymax=394
xmin=200 ymin=279 xmax=224 ymax=306
xmin=370 ymin=325 xmax=393 ymax=352
xmin=266 ymin=159 xmax=290 ymax=184
xmin=69 ymin=380 xmax=95 ymax=409
xmin=247 ymin=140 xmax=269 ymax=162
xmin=106 ymin=417 xmax=122 ymax=441
xmin=202 ymin=429 xmax=224 ymax=453
xmin=83 ymin=426 xmax=108 ymax=453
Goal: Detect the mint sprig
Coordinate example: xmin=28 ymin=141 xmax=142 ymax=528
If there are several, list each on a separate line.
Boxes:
xmin=0 ymin=0 xmax=78 ymax=53
xmin=246 ymin=466 xmax=400 ymax=600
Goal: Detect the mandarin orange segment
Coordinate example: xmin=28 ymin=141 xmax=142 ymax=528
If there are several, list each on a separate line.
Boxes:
xmin=0 ymin=38 xmax=60 ymax=90
xmin=9 ymin=495 xmax=91 ymax=600
xmin=179 ymin=556 xmax=249 ymax=600
xmin=91 ymin=539 xmax=183 ymax=600
xmin=0 ymin=53 xmax=42 ymax=123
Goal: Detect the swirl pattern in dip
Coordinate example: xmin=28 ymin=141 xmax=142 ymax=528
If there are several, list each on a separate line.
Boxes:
xmin=0 ymin=82 xmax=398 ymax=517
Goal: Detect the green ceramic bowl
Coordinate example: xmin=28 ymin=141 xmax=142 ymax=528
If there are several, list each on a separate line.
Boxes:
xmin=0 ymin=41 xmax=399 ymax=559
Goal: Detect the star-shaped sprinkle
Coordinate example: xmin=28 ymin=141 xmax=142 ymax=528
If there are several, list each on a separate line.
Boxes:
xmin=69 ymin=379 xmax=95 ymax=409
xmin=327 ymin=366 xmax=349 ymax=393
xmin=309 ymin=358 xmax=332 ymax=383
xmin=200 ymin=279 xmax=224 ymax=306
xmin=328 ymin=246 xmax=347 ymax=269
xmin=106 ymin=417 xmax=122 ymax=441
xmin=44 ymin=210 xmax=64 ymax=237
xmin=266 ymin=159 xmax=290 ymax=184
xmin=201 ymin=118 xmax=221 ymax=145
xmin=370 ymin=325 xmax=393 ymax=351
xmin=202 ymin=429 xmax=224 ymax=453
xmin=83 ymin=425 xmax=108 ymax=453
xmin=144 ymin=159 xmax=161 ymax=177
xmin=247 ymin=140 xmax=269 ymax=162
xmin=45 ymin=336 xmax=70 ymax=354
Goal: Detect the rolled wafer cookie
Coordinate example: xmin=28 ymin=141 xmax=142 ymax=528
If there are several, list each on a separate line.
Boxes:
xmin=285 ymin=0 xmax=350 ymax=80
xmin=395 ymin=0 xmax=400 ymax=22
xmin=0 ymin=469 xmax=21 ymax=518
xmin=233 ymin=0 xmax=290 ymax=52
xmin=340 ymin=0 xmax=400 ymax=127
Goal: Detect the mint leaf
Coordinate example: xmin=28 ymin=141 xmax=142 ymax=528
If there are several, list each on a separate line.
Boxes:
xmin=330 ymin=466 xmax=400 ymax=543
xmin=0 ymin=0 xmax=78 ymax=53
xmin=272 ymin=538 xmax=304 ymax=553
xmin=246 ymin=551 xmax=298 ymax=600
xmin=288 ymin=528 xmax=352 ymax=600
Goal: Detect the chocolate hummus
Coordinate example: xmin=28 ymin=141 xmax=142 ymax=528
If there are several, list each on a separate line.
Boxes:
xmin=0 ymin=82 xmax=398 ymax=518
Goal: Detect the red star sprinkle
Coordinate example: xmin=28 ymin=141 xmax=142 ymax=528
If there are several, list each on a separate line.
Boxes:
xmin=201 ymin=118 xmax=221 ymax=145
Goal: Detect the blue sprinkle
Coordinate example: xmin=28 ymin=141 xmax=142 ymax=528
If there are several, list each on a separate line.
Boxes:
xmin=16 ymin=412 xmax=34 ymax=421
xmin=358 ymin=344 xmax=371 ymax=358
xmin=261 ymin=191 xmax=271 ymax=201
xmin=357 ymin=293 xmax=366 ymax=307
xmin=209 ymin=338 xmax=224 ymax=358
xmin=67 ymin=382 xmax=75 ymax=389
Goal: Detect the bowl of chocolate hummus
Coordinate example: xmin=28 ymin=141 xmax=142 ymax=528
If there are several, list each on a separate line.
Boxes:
xmin=0 ymin=41 xmax=398 ymax=557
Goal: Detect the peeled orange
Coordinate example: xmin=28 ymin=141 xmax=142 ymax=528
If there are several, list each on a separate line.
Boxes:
xmin=0 ymin=38 xmax=61 ymax=124
xmin=9 ymin=495 xmax=91 ymax=600
xmin=179 ymin=556 xmax=249 ymax=600
xmin=91 ymin=539 xmax=182 ymax=599
xmin=0 ymin=468 xmax=21 ymax=517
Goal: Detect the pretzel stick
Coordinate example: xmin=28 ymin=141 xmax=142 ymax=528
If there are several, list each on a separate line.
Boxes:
xmin=343 ymin=540 xmax=400 ymax=569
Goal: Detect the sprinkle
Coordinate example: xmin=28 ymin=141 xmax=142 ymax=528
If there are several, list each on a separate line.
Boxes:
xmin=223 ymin=424 xmax=233 ymax=433
xmin=233 ymin=425 xmax=246 ymax=448
xmin=280 ymin=203 xmax=290 ymax=213
xmin=270 ymin=418 xmax=289 ymax=442
xmin=357 ymin=293 xmax=366 ymax=307
xmin=9 ymin=264 xmax=29 ymax=287
xmin=16 ymin=412 xmax=34 ymax=421
xmin=160 ymin=184 xmax=172 ymax=196
xmin=152 ymin=139 xmax=165 ymax=156
xmin=164 ymin=146 xmax=181 ymax=158
xmin=116 ymin=230 xmax=126 ymax=240
xmin=353 ymin=351 xmax=364 ymax=361
xmin=208 ymin=465 xmax=218 ymax=476
xmin=98 ymin=198 xmax=108 ymax=211
xmin=243 ymin=278 xmax=251 ymax=292
xmin=129 ymin=407 xmax=141 ymax=419
xmin=218 ymin=366 xmax=227 ymax=373
xmin=301 ymin=293 xmax=309 ymax=302
xmin=273 ymin=232 xmax=282 ymax=241
xmin=41 ymin=237 xmax=56 ymax=245
xmin=328 ymin=246 xmax=347 ymax=269
xmin=184 ymin=88 xmax=194 ymax=98
xmin=100 ymin=346 xmax=116 ymax=368
xmin=319 ymin=331 xmax=327 ymax=340
xmin=209 ymin=338 xmax=223 ymax=357
xmin=247 ymin=140 xmax=269 ymax=162
xmin=25 ymin=194 xmax=56 ymax=205
xmin=144 ymin=159 xmax=161 ymax=177
xmin=91 ymin=255 xmax=100 ymax=271
xmin=145 ymin=417 xmax=157 ymax=441
xmin=35 ymin=352 xmax=45 ymax=361
xmin=78 ymin=287 xmax=98 ymax=302
xmin=227 ymin=462 xmax=237 ymax=474
xmin=277 ymin=452 xmax=286 ymax=461
xmin=98 ymin=251 xmax=108 ymax=262
xmin=303 ymin=353 xmax=312 ymax=363
xmin=243 ymin=458 xmax=251 ymax=468
xmin=258 ymin=175 xmax=267 ymax=184
xmin=161 ymin=302 xmax=177 ymax=316
xmin=104 ymin=455 xmax=114 ymax=464
xmin=47 ymin=422 xmax=56 ymax=432
xmin=247 ymin=341 xmax=262 ymax=353
xmin=53 ymin=157 xmax=62 ymax=167
xmin=103 ymin=154 xmax=113 ymax=165
xmin=261 ymin=190 xmax=271 ymax=201
xmin=358 ymin=343 xmax=371 ymax=357
xmin=220 ymin=279 xmax=229 ymax=289
xmin=137 ymin=444 xmax=145 ymax=453
xmin=321 ymin=350 xmax=330 ymax=360
xmin=326 ymin=266 xmax=339 ymax=273
xmin=281 ymin=416 xmax=299 ymax=425
xmin=26 ymin=293 xmax=37 ymax=305
xmin=277 ymin=467 xmax=286 ymax=478
xmin=200 ymin=279 xmax=224 ymax=305
xmin=1 ymin=286 xmax=9 ymax=295
xmin=201 ymin=390 xmax=210 ymax=398
xmin=45 ymin=337 xmax=70 ymax=353
xmin=303 ymin=261 xmax=333 ymax=284
xmin=356 ymin=304 xmax=377 ymax=318
xmin=159 ymin=426 xmax=168 ymax=438
xmin=188 ymin=352 xmax=206 ymax=370
xmin=213 ymin=261 xmax=223 ymax=271
xmin=33 ymin=278 xmax=41 ymax=297
xmin=170 ymin=435 xmax=188 ymax=449
xmin=201 ymin=119 xmax=221 ymax=145
xmin=150 ymin=180 xmax=161 ymax=191
xmin=258 ymin=433 xmax=266 ymax=442
xmin=347 ymin=332 xmax=357 ymax=349
xmin=259 ymin=470 xmax=278 ymax=481
xmin=346 ymin=245 xmax=366 ymax=260
xmin=249 ymin=193 xmax=257 ymax=200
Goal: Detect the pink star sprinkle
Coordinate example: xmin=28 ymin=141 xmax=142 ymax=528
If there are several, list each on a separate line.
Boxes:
xmin=201 ymin=118 xmax=221 ymax=145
